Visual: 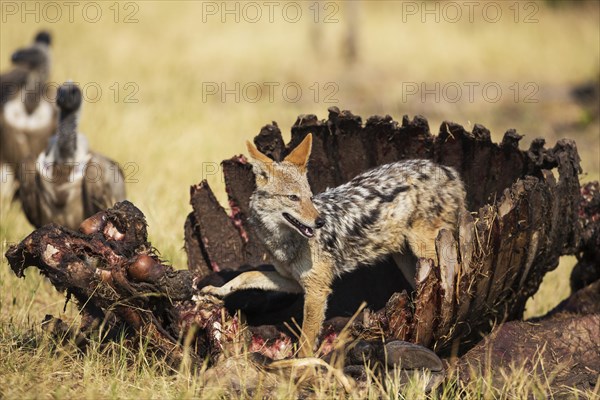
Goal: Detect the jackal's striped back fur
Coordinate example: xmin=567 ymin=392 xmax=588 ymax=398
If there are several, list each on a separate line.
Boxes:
xmin=313 ymin=159 xmax=465 ymax=275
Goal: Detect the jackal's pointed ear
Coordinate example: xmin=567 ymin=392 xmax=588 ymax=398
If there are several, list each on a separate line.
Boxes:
xmin=246 ymin=140 xmax=273 ymax=184
xmin=283 ymin=133 xmax=312 ymax=172
xmin=246 ymin=140 xmax=272 ymax=165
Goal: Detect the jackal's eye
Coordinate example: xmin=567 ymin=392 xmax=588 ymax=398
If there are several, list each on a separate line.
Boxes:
xmin=287 ymin=195 xmax=300 ymax=201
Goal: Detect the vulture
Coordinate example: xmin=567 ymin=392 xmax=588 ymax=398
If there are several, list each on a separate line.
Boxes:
xmin=19 ymin=82 xmax=126 ymax=229
xmin=0 ymin=31 xmax=57 ymax=192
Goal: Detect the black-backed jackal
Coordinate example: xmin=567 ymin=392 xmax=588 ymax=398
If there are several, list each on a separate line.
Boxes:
xmin=202 ymin=133 xmax=466 ymax=356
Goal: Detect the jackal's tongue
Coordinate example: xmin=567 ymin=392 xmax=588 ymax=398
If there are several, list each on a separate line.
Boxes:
xmin=300 ymin=226 xmax=314 ymax=238
xmin=283 ymin=213 xmax=314 ymax=238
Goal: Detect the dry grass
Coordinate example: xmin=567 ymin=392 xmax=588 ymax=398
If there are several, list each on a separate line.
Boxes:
xmin=1 ymin=1 xmax=599 ymax=398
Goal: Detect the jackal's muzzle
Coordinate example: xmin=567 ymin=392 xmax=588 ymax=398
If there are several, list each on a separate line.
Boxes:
xmin=282 ymin=213 xmax=324 ymax=238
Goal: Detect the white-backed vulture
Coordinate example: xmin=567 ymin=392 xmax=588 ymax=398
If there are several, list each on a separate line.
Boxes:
xmin=1 ymin=31 xmax=57 ymax=197
xmin=19 ymin=82 xmax=126 ymax=229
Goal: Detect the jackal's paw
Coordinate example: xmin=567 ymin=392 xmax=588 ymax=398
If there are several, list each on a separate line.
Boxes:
xmin=200 ymin=285 xmax=230 ymax=298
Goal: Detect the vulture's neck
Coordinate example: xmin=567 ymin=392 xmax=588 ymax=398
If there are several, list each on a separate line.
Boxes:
xmin=57 ymin=109 xmax=78 ymax=161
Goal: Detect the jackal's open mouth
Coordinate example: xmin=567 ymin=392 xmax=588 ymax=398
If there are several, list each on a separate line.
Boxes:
xmin=282 ymin=213 xmax=314 ymax=238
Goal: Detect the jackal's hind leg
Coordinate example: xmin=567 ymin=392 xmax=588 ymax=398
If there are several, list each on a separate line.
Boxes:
xmin=406 ymin=224 xmax=441 ymax=264
xmin=201 ymin=271 xmax=303 ymax=298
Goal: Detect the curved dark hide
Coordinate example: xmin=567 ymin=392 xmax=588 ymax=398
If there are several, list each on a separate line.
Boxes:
xmin=184 ymin=110 xmax=583 ymax=353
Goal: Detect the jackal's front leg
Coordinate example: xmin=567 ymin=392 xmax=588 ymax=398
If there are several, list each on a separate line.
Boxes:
xmin=298 ymin=261 xmax=334 ymax=357
xmin=201 ymin=270 xmax=303 ymax=298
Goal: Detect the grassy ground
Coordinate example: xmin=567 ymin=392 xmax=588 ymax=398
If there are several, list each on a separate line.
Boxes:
xmin=1 ymin=1 xmax=599 ymax=398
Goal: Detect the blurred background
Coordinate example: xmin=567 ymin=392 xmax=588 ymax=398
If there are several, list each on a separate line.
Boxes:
xmin=1 ymin=1 xmax=599 ymax=319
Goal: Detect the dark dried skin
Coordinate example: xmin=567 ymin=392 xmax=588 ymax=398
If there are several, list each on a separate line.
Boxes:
xmin=571 ymin=181 xmax=600 ymax=290
xmin=5 ymin=112 xmax=600 ymax=392
xmin=457 ymin=281 xmax=600 ymax=394
xmin=185 ymin=111 xmax=584 ymax=356
xmin=179 ymin=110 xmax=599 ymax=392
xmin=5 ymin=201 xmax=195 ymax=364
